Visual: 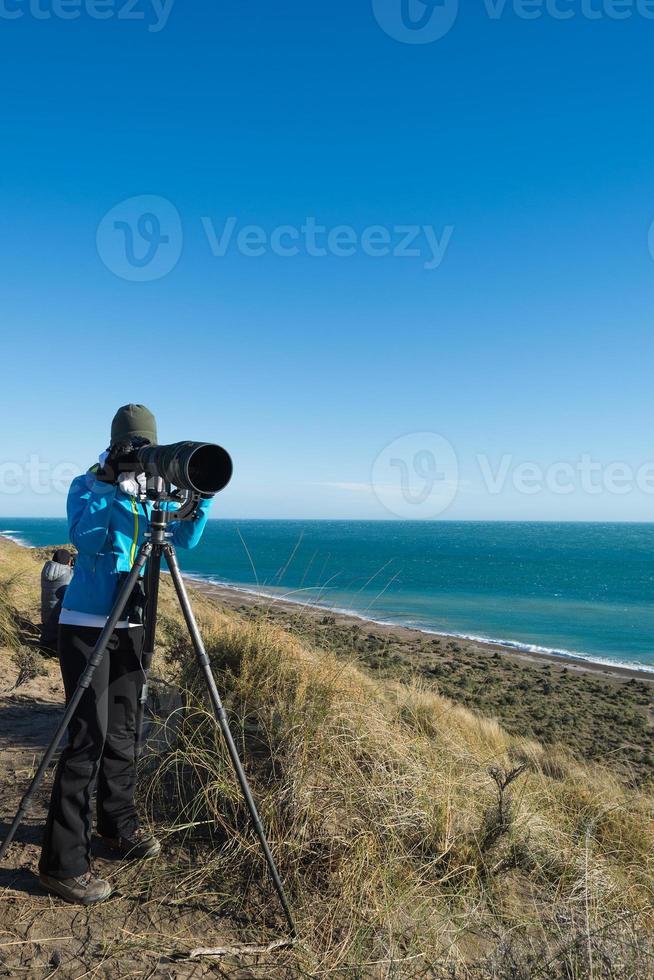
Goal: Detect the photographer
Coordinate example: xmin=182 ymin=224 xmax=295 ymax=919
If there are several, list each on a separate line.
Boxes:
xmin=38 ymin=405 xmax=213 ymax=905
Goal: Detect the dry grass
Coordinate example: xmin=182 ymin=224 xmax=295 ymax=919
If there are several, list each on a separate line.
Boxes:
xmin=1 ymin=535 xmax=653 ymax=977
xmin=0 ymin=540 xmax=47 ymax=649
xmin=0 ymin=572 xmax=24 ymax=649
xmin=145 ymin=608 xmax=654 ymax=977
xmin=0 ymin=583 xmax=20 ymax=649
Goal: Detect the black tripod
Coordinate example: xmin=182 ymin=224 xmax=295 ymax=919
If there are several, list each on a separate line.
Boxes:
xmin=0 ymin=494 xmax=296 ymax=936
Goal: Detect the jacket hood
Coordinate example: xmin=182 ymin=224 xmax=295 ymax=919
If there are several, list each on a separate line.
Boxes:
xmin=42 ymin=560 xmax=72 ymax=582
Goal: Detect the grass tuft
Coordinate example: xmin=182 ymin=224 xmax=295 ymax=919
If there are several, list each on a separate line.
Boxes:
xmin=9 ymin=644 xmax=47 ymax=690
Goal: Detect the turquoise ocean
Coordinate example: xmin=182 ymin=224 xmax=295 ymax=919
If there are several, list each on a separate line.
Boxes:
xmin=1 ymin=519 xmax=652 ymax=670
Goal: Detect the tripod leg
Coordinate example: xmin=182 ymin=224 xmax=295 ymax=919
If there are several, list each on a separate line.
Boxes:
xmin=136 ymin=546 xmax=161 ymax=759
xmin=0 ymin=542 xmax=152 ymax=861
xmin=163 ymin=545 xmax=297 ymax=937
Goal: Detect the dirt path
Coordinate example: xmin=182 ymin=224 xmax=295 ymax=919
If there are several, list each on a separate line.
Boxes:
xmin=0 ymin=650 xmax=257 ymax=979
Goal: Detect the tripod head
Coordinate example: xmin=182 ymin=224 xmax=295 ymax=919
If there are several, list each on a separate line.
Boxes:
xmin=138 ymin=479 xmax=206 ymax=522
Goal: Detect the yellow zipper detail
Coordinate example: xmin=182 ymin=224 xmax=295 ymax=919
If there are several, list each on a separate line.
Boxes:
xmin=129 ymin=498 xmax=139 ymax=567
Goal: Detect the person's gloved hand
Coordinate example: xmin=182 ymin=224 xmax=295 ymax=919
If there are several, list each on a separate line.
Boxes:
xmin=96 ymin=442 xmax=143 ymax=484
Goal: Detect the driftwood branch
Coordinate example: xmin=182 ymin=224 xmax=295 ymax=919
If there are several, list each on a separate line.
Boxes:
xmin=189 ymin=937 xmax=296 ymax=959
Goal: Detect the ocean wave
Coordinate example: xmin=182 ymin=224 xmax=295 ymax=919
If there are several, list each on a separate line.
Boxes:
xmin=0 ymin=531 xmax=29 ymax=547
xmin=193 ymin=574 xmax=654 ymax=676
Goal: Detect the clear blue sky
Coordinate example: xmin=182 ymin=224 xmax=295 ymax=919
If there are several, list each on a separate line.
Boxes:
xmin=1 ymin=1 xmax=653 ymax=520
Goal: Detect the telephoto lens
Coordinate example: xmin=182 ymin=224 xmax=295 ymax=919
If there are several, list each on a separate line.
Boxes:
xmin=136 ymin=441 xmax=233 ymax=495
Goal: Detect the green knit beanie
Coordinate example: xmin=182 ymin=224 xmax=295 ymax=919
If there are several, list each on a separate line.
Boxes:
xmin=110 ymin=404 xmax=158 ymax=446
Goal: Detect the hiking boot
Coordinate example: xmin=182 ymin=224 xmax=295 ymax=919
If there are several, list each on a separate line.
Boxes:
xmin=39 ymin=871 xmax=113 ymax=905
xmin=100 ymin=827 xmax=161 ymax=860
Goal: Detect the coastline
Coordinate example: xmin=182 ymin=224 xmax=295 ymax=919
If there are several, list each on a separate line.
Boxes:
xmin=2 ymin=532 xmax=652 ymax=777
xmin=2 ymin=530 xmax=652 ymax=682
xmin=189 ymin=575 xmax=654 ymax=780
xmin=188 ymin=575 xmax=654 ymax=684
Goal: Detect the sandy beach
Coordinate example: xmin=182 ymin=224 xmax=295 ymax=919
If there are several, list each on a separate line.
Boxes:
xmin=191 ymin=577 xmax=654 ymax=683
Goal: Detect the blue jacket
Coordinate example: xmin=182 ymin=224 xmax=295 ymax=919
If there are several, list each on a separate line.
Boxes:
xmin=63 ymin=469 xmax=212 ymax=617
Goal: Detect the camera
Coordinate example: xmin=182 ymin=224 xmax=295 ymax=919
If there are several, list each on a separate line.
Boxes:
xmin=136 ymin=441 xmax=233 ymax=495
xmin=108 ymin=440 xmax=233 ymax=495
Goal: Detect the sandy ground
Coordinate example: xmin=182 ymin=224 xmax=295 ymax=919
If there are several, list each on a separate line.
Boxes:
xmin=0 ymin=650 xmax=268 ymax=979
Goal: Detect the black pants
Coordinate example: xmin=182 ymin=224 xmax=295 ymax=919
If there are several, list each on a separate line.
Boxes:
xmin=39 ymin=624 xmax=145 ymax=878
